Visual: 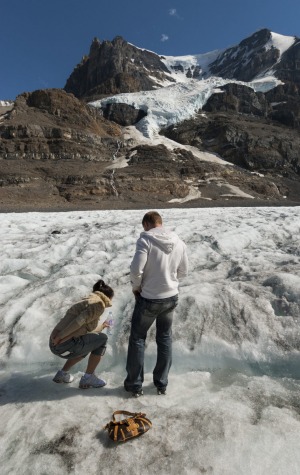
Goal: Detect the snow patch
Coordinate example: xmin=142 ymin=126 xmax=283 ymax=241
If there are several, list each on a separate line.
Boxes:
xmin=168 ymin=186 xmax=202 ymax=203
xmin=0 ymin=100 xmax=13 ymax=106
xmin=266 ymin=32 xmax=296 ymax=57
xmin=220 ymin=184 xmax=255 ymax=199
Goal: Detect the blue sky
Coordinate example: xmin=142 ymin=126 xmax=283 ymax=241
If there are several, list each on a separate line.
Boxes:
xmin=1 ymin=0 xmax=300 ymax=100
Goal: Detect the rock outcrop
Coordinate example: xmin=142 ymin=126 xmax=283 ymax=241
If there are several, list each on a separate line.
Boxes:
xmin=274 ymin=39 xmax=300 ymax=83
xmin=162 ymin=110 xmax=300 ymax=176
xmin=201 ymin=81 xmax=300 ymax=130
xmin=101 ymin=103 xmax=147 ymax=126
xmin=0 ymin=89 xmax=126 ymax=210
xmin=203 ymin=83 xmax=269 ymax=117
xmin=0 ymin=89 xmax=121 ymax=161
xmin=265 ymin=82 xmax=300 ymax=127
xmin=64 ymin=36 xmax=171 ymax=101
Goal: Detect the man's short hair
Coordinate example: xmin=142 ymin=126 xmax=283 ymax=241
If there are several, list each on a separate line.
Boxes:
xmin=142 ymin=211 xmax=162 ymax=227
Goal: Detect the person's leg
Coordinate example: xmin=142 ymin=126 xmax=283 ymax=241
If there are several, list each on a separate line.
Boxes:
xmin=58 ymin=333 xmax=107 ymax=371
xmin=53 ymin=356 xmax=86 ymax=384
xmin=124 ymin=297 xmax=156 ymax=393
xmin=79 ymin=333 xmax=108 ymax=388
xmin=153 ymin=296 xmax=178 ymax=391
xmin=85 ymin=353 xmax=102 ymax=374
xmin=51 ymin=333 xmax=108 ymax=386
xmin=62 ymin=355 xmax=85 ymax=372
xmin=51 ymin=339 xmax=84 ymax=383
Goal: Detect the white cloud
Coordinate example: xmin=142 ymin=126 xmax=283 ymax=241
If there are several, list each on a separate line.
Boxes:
xmin=169 ymin=8 xmax=182 ymax=20
xmin=161 ymin=34 xmax=169 ymax=42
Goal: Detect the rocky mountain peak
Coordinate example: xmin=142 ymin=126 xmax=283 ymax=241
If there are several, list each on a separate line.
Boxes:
xmin=64 ymin=35 xmax=170 ymax=101
xmin=89 ymin=37 xmax=101 ymax=53
xmin=112 ymin=35 xmax=126 ymax=46
xmin=209 ymin=28 xmax=280 ymax=81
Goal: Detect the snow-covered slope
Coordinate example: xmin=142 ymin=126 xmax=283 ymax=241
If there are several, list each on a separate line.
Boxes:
xmin=160 ymin=49 xmax=224 ymax=83
xmin=0 ymin=101 xmax=13 ymax=106
xmin=158 ymin=31 xmax=295 ymax=86
xmin=265 ymin=31 xmax=296 ymax=57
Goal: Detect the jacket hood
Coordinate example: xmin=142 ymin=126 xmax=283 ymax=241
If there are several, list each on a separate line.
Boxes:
xmin=88 ymin=291 xmax=112 ymax=307
xmin=141 ymin=227 xmax=179 ymax=254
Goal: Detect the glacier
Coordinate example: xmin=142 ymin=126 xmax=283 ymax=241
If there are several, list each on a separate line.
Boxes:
xmin=1 ymin=207 xmax=300 ymax=474
xmin=90 ymin=31 xmax=289 ymax=141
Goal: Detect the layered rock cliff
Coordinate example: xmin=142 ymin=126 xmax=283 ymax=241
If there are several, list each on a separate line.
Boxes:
xmin=0 ymin=89 xmax=121 ymax=161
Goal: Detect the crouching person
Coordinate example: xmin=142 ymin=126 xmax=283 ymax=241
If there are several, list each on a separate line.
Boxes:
xmin=49 ymin=279 xmax=114 ymax=389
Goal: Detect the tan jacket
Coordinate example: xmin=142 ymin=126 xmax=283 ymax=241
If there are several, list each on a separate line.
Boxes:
xmin=52 ymin=291 xmax=112 ymax=343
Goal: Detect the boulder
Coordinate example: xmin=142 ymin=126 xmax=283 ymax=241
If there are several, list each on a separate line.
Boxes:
xmin=101 ymin=103 xmax=147 ymax=126
xmin=203 ymin=83 xmax=268 ymax=117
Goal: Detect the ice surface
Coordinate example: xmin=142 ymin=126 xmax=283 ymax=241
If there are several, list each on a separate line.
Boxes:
xmin=1 ymin=207 xmax=300 ymax=474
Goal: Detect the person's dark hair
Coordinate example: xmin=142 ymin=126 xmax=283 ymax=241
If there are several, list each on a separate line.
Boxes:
xmin=142 ymin=211 xmax=162 ymax=227
xmin=93 ymin=280 xmax=114 ymax=299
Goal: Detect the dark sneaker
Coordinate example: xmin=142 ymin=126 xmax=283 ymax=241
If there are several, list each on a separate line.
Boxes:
xmin=79 ymin=373 xmax=106 ymax=389
xmin=157 ymin=387 xmax=167 ymax=395
xmin=132 ymin=389 xmax=144 ymax=398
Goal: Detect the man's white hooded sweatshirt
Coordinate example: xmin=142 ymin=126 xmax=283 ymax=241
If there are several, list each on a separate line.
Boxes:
xmin=130 ymin=226 xmax=188 ymax=299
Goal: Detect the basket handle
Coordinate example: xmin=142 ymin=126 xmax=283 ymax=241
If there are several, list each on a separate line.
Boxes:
xmin=112 ymin=410 xmax=144 ymax=421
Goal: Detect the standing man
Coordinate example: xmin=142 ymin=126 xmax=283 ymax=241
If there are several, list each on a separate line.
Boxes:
xmin=124 ymin=211 xmax=188 ymax=397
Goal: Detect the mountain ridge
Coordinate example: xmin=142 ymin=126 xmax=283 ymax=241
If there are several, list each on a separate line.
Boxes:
xmin=64 ymin=28 xmax=299 ymax=101
xmin=1 ymin=28 xmax=300 ymax=211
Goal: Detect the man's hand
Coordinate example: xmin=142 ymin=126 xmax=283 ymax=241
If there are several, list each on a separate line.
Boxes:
xmin=133 ymin=290 xmax=140 ymax=299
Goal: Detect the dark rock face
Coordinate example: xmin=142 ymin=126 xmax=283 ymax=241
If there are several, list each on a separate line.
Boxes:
xmin=64 ymin=36 xmax=171 ymax=101
xmin=202 ymin=81 xmax=300 ymax=129
xmin=203 ymin=83 xmax=269 ymax=117
xmin=265 ymin=82 xmax=300 ymax=127
xmin=162 ymin=112 xmax=300 ymax=177
xmin=274 ymin=39 xmax=300 ymax=83
xmin=209 ymin=29 xmax=281 ymax=81
xmin=101 ymin=103 xmax=147 ymax=126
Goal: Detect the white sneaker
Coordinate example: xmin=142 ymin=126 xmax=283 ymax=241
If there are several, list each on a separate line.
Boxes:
xmin=79 ymin=373 xmax=106 ymax=389
xmin=53 ymin=370 xmax=74 ymax=384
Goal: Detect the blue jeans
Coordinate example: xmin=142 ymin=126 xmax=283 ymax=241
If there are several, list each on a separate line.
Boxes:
xmin=124 ymin=294 xmax=178 ymax=391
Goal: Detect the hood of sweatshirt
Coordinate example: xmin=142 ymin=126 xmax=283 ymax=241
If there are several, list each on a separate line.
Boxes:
xmin=140 ymin=227 xmax=179 ymax=254
xmin=86 ymin=291 xmax=112 ymax=308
